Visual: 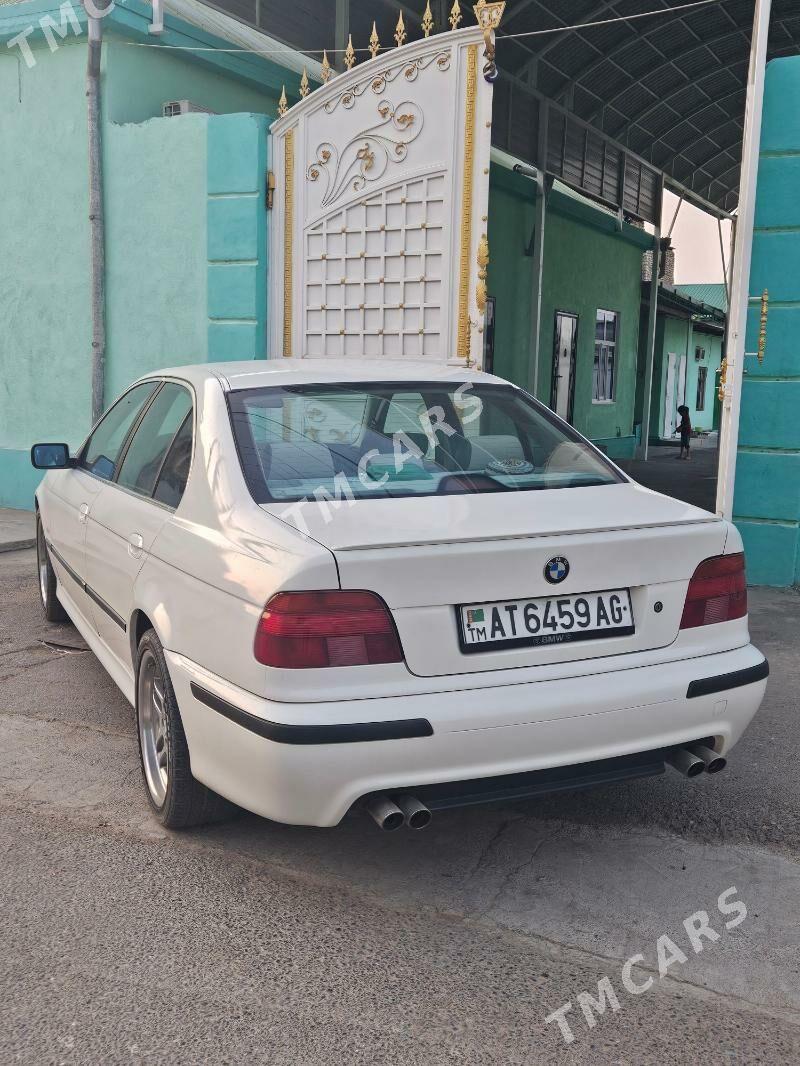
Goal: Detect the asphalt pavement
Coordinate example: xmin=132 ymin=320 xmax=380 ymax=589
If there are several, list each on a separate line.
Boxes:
xmin=617 ymin=439 xmax=719 ymax=513
xmin=1 ymin=547 xmax=799 ymax=1064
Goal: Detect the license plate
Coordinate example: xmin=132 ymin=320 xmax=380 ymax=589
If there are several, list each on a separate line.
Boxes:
xmin=458 ymin=589 xmax=634 ymax=652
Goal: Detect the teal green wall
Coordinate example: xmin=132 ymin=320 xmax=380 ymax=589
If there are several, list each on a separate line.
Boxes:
xmin=733 ymin=56 xmax=800 ymax=586
xmin=106 ymin=110 xmax=271 ymax=389
xmin=488 ymin=166 xmax=651 ymax=458
xmin=104 ymin=114 xmax=210 ymax=401
xmin=207 ymin=113 xmax=270 ymax=360
xmin=104 ymin=37 xmax=280 ymax=123
xmin=0 ymin=19 xmax=276 ymax=509
xmin=0 ymin=41 xmax=91 ymax=508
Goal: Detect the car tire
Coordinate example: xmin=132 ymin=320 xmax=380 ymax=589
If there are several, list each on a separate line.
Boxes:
xmin=36 ymin=513 xmax=69 ymax=624
xmin=135 ymin=629 xmax=234 ymax=829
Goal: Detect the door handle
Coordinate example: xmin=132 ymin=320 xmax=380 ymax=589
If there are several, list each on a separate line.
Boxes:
xmin=128 ymin=533 xmax=144 ymax=558
xmin=78 ymin=503 xmax=90 ymax=524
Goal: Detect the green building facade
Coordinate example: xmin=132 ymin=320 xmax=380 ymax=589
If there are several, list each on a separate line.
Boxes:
xmin=638 ymin=286 xmax=725 ymax=444
xmin=487 ymin=164 xmax=654 ymax=459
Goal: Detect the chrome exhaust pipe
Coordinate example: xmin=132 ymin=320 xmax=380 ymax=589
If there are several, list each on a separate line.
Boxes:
xmin=366 ymin=795 xmax=404 ymax=831
xmin=666 ymin=747 xmax=706 ymax=778
xmin=395 ymin=794 xmax=432 ymax=830
xmin=689 ymin=743 xmax=727 ymax=774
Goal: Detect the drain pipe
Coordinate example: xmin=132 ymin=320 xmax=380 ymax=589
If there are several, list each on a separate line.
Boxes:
xmin=85 ymin=4 xmax=106 ymax=422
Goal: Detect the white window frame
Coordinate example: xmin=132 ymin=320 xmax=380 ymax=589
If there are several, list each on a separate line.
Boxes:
xmin=592 ymin=309 xmax=619 ymax=404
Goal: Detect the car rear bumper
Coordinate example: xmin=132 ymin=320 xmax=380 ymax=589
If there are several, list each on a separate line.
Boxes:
xmin=167 ymin=644 xmax=767 ymax=827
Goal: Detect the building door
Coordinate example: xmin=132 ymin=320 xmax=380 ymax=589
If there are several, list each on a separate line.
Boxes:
xmin=551 ymin=312 xmax=578 ymax=423
xmin=696 ymin=365 xmax=708 ymax=415
xmin=483 ymin=296 xmax=496 ymax=374
xmin=677 ymin=353 xmax=687 ymax=409
xmin=663 ymin=352 xmax=678 ymax=437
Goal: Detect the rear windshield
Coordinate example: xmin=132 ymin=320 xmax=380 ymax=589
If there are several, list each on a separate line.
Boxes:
xmin=227 ymin=381 xmax=624 ymax=504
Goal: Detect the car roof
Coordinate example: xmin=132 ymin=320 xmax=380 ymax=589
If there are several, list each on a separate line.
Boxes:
xmin=144 ymin=359 xmax=507 ymax=391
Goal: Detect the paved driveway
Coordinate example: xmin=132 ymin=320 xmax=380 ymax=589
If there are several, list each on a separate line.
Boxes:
xmin=1 ymin=548 xmax=798 ymax=1063
xmin=618 ymin=441 xmax=719 ymax=512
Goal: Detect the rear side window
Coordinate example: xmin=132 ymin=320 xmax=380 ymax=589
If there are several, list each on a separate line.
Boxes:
xmin=117 ymin=383 xmax=193 ymax=500
xmin=153 ymin=413 xmax=193 ymax=508
xmin=81 ymin=382 xmax=157 ymax=481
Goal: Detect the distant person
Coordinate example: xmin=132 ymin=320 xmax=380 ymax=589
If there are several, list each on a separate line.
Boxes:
xmin=677 ymin=404 xmax=692 ymax=460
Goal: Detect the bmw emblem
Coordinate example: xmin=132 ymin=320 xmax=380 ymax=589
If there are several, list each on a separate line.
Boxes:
xmin=544 ymin=556 xmax=570 ymax=584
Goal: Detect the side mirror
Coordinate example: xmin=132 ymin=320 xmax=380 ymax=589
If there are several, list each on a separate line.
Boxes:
xmin=31 ymin=443 xmax=73 ymax=470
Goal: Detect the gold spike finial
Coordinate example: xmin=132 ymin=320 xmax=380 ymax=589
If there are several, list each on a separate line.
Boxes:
xmin=369 ymin=21 xmax=380 ymax=59
xmin=344 ymin=33 xmax=356 ymax=69
xmin=299 ymin=66 xmax=310 ymax=98
xmin=394 ymin=11 xmax=407 ymax=47
xmin=422 ymin=0 xmax=434 ymax=36
xmin=449 ymin=0 xmax=462 ymax=30
xmin=473 ymin=0 xmax=506 ymax=33
xmin=278 ymin=85 xmax=288 ymax=117
xmin=473 ymin=0 xmax=505 ymax=72
xmin=321 ymin=50 xmax=332 ymax=83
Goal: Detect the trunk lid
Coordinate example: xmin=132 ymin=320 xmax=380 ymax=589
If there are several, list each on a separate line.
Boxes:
xmin=263 ymin=483 xmax=727 ymax=676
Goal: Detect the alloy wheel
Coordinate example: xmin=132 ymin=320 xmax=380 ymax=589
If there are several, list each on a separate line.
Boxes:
xmin=138 ymin=649 xmax=170 ymax=807
xmin=36 ymin=523 xmax=48 ymax=609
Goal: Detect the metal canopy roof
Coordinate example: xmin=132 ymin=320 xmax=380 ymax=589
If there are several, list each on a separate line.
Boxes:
xmin=202 ymin=0 xmax=800 ymax=214
xmin=369 ymin=0 xmax=800 ymax=214
xmin=489 ymin=0 xmax=800 ymax=213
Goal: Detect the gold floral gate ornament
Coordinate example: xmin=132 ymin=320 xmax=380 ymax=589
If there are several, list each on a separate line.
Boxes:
xmin=268 ymin=5 xmax=504 ymax=367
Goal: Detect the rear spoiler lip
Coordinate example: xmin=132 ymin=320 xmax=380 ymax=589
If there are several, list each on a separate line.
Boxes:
xmin=327 ymin=517 xmax=724 ymax=552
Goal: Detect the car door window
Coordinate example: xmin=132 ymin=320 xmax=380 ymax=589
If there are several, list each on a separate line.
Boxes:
xmin=116 ymin=383 xmax=193 ymax=499
xmin=153 ymin=412 xmax=193 ymax=508
xmin=81 ymin=382 xmax=158 ymax=481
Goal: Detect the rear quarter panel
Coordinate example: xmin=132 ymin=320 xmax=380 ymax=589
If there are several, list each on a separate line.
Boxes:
xmin=129 ymin=374 xmax=339 ymax=693
xmin=135 ymin=512 xmax=339 ymax=695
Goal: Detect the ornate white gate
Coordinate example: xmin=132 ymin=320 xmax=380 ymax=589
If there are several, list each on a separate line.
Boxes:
xmin=268 ymin=10 xmax=503 ymax=368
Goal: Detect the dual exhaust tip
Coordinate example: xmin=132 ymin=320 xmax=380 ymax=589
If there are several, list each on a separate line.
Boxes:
xmin=366 ymin=793 xmax=431 ymax=831
xmin=667 ymin=743 xmax=727 ymax=778
xmin=367 ymin=743 xmax=726 ymax=828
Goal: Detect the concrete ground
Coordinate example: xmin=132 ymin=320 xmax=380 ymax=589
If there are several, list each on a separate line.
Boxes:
xmin=0 ymin=507 xmax=35 ymax=553
xmin=1 ymin=547 xmax=799 ymax=1064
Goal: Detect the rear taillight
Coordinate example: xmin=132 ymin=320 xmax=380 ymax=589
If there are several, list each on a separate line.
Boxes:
xmin=680 ymin=553 xmax=747 ymax=629
xmin=254 ymin=590 xmax=404 ymax=669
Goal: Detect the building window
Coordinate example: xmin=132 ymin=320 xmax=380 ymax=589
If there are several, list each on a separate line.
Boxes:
xmin=695 ymin=345 xmax=706 ymax=361
xmin=593 ymin=310 xmax=618 ymax=402
xmin=696 ymin=366 xmax=708 ymax=411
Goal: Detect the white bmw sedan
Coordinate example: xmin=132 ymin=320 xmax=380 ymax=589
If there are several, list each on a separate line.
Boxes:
xmin=32 ymin=361 xmax=768 ymax=831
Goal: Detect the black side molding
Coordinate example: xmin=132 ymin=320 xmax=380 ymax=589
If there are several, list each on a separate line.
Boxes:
xmin=686 ymin=658 xmax=769 ymax=699
xmin=47 ymin=541 xmax=83 ymax=589
xmin=48 ymin=541 xmax=127 ymax=632
xmin=85 ymin=584 xmax=127 ymax=631
xmin=189 ymin=683 xmax=434 ymax=745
